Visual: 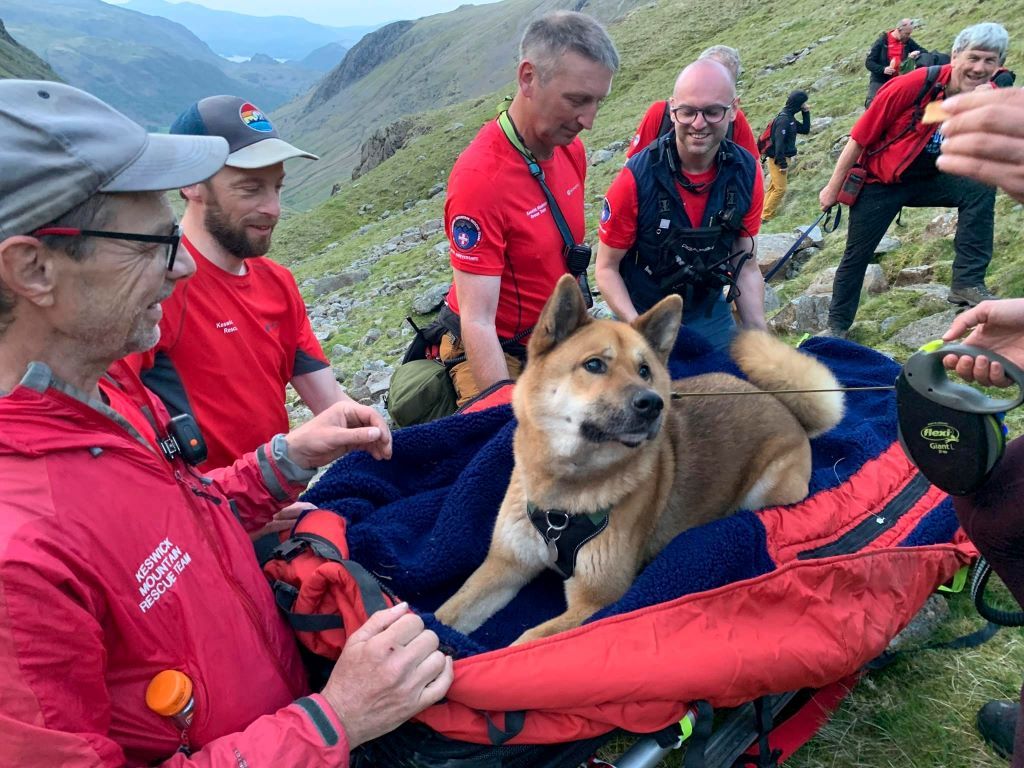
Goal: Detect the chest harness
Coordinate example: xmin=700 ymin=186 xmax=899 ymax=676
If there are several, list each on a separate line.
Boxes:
xmin=527 ymin=501 xmax=610 ymax=579
xmin=621 ymin=133 xmax=756 ymax=314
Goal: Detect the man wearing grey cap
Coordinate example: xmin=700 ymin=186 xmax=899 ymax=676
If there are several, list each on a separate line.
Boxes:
xmin=131 ymin=95 xmax=355 ymax=481
xmin=0 ymin=81 xmax=451 ymax=766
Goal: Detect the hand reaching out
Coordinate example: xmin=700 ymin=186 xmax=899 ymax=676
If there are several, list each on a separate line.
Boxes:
xmin=941 ymin=299 xmax=1024 ymax=387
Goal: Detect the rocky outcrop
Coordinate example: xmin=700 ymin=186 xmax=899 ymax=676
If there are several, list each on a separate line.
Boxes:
xmin=351 ymin=118 xmax=428 ymax=180
xmin=305 ymin=21 xmax=415 ymax=111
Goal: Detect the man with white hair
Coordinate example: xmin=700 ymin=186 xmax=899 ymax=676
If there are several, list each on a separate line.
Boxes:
xmin=820 ymin=22 xmax=1010 ymax=337
xmin=865 ymin=17 xmax=925 ymax=106
xmin=597 ymin=59 xmax=766 ymax=352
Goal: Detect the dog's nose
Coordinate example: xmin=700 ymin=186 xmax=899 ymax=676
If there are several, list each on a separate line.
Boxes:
xmin=631 ymin=390 xmax=664 ymax=416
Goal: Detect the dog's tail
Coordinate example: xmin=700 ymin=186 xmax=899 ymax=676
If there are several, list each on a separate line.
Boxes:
xmin=731 ymin=330 xmax=845 ymax=438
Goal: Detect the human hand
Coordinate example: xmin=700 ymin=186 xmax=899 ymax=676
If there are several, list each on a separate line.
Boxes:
xmin=936 ymin=88 xmax=1024 ymax=203
xmin=941 ymin=299 xmax=1024 ymax=387
xmin=322 ymin=603 xmax=453 ymax=748
xmin=819 ymin=184 xmax=838 ymax=211
xmin=284 ymin=401 xmax=393 ymax=468
xmin=909 ymin=50 xmax=921 ymax=59
xmin=248 ymin=501 xmax=315 ymax=542
xmin=884 ymin=66 xmax=896 ymax=75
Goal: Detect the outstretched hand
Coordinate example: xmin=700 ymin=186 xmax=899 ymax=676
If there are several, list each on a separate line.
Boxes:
xmin=937 ymin=88 xmax=1024 ymax=203
xmin=322 ymin=603 xmax=453 ymax=748
xmin=941 ymin=299 xmax=1024 ymax=388
xmin=284 ymin=400 xmax=393 ymax=468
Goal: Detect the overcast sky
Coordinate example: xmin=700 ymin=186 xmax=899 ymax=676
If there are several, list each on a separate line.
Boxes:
xmin=102 ymin=0 xmax=503 ymax=27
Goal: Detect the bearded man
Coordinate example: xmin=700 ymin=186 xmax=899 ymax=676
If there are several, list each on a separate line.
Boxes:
xmin=131 ymin=95 xmax=351 ymax=473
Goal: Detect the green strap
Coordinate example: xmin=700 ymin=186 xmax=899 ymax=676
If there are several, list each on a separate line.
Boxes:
xmin=496 ymin=111 xmax=578 ymax=255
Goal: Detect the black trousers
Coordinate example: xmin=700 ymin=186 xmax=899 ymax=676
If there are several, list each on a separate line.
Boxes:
xmin=828 ymin=172 xmax=996 ymax=331
xmin=954 ymin=437 xmax=1024 ymax=766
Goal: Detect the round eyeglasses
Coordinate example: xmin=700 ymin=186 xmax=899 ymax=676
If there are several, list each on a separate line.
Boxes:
xmin=670 ymin=103 xmax=733 ymax=125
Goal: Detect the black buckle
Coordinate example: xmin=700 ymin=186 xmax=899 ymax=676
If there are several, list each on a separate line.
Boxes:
xmin=270 ymin=537 xmax=308 ymax=563
xmin=272 ymin=580 xmax=299 ymax=612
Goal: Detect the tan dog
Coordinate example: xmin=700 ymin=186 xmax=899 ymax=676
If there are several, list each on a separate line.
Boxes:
xmin=436 ymin=275 xmax=845 ymax=644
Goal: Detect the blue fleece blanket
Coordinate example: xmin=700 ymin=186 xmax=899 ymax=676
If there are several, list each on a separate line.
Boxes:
xmin=303 ymin=331 xmax=957 ymax=655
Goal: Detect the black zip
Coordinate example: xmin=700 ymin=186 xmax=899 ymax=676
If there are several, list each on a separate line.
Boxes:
xmin=796 ymin=472 xmax=932 ymax=560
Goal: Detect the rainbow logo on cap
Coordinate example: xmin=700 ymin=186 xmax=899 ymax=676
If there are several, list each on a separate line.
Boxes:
xmin=239 ymin=102 xmax=273 ymax=133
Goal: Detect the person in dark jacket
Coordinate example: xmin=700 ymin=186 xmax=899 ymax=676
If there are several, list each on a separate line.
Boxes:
xmin=865 ymin=18 xmax=925 ymax=106
xmin=994 ymin=66 xmax=1017 ymax=87
xmin=761 ymin=90 xmax=810 ymax=222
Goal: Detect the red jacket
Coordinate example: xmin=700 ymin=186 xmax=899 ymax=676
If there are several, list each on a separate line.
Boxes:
xmin=852 ymin=64 xmax=950 ymax=184
xmin=0 ymin=361 xmax=349 ymax=766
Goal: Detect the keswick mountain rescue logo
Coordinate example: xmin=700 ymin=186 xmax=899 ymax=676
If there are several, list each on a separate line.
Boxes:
xmin=239 ymin=102 xmax=273 ymax=133
xmin=920 ymin=421 xmax=960 ymax=454
xmin=451 ymin=215 xmax=482 ymax=251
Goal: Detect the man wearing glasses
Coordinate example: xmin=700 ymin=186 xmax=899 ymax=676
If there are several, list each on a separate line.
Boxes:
xmin=130 ymin=95 xmax=355 ymax=475
xmin=0 ymin=80 xmax=449 ymax=766
xmin=596 ymin=59 xmax=765 ymax=352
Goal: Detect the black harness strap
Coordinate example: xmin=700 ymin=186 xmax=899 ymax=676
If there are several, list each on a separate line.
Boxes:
xmin=527 ymin=503 xmax=610 ymax=580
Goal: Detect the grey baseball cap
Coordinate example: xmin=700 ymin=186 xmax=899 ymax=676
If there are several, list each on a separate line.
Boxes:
xmin=170 ymin=95 xmax=318 ymax=169
xmin=0 ymin=80 xmax=229 ymax=239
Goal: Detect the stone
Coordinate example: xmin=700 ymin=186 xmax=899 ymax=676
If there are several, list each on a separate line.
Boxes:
xmin=412 ymin=283 xmax=450 ymax=315
xmin=589 ymin=148 xmax=614 ymax=165
xmin=875 ymin=236 xmax=901 ymax=254
xmin=420 ymin=218 xmax=443 ymax=237
xmin=363 ymin=328 xmax=382 ymax=346
xmin=365 ymin=370 xmax=393 ymax=397
xmin=768 ymin=294 xmax=832 ymax=334
xmin=357 ymin=225 xmax=371 ymax=236
xmin=792 ymin=223 xmax=824 ymax=247
xmin=755 ymin=233 xmax=800 ymax=276
xmin=445 ymin=122 xmax=465 ymax=133
xmin=763 ymin=283 xmax=782 ymax=314
xmin=332 ymin=344 xmax=354 ymax=357
xmin=895 ymin=265 xmax=936 ymax=287
xmin=433 ymin=241 xmax=450 ymax=255
xmin=829 ymin=135 xmax=850 ymax=159
xmin=863 ymin=263 xmax=888 ymax=294
xmin=924 ymin=211 xmax=958 ymax=239
xmin=428 ymin=183 xmax=446 ymax=198
xmin=891 ymin=309 xmax=960 ymax=349
xmin=806 ymin=267 xmax=837 ymax=296
xmin=809 ymin=116 xmax=834 ymax=134
xmin=306 ymin=269 xmax=371 ymax=298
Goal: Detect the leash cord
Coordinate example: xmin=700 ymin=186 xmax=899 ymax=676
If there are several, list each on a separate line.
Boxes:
xmin=762 ymin=205 xmax=841 ymax=283
xmin=671 ymin=385 xmax=894 ymax=399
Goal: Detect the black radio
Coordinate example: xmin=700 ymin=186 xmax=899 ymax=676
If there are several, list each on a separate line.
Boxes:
xmin=565 ymin=243 xmax=594 ymax=309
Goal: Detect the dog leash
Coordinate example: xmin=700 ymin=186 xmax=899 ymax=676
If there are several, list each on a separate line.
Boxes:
xmin=670 ymin=342 xmax=1024 ymax=497
xmin=762 ymin=205 xmax=841 ymax=283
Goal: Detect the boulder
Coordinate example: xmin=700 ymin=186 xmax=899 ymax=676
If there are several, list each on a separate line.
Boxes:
xmin=875 ymin=236 xmax=901 ymax=254
xmin=924 ymin=211 xmax=958 ymax=239
xmin=589 ymin=148 xmax=614 ymax=165
xmin=895 ymin=264 xmax=937 ymax=287
xmin=767 ymin=294 xmax=831 ymax=334
xmin=806 ymin=267 xmax=837 ymax=295
xmin=365 ymin=370 xmax=393 ymax=397
xmin=891 ymin=309 xmax=959 ymax=348
xmin=412 ymin=283 xmax=450 ymax=314
xmin=864 ymin=263 xmax=888 ymax=294
xmin=792 ymin=223 xmax=824 ymax=247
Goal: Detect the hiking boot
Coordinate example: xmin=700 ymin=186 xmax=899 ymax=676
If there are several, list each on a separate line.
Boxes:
xmin=948 ymin=285 xmax=998 ymax=307
xmin=815 ymin=327 xmax=849 ymax=340
xmin=977 ymin=699 xmax=1018 ymax=759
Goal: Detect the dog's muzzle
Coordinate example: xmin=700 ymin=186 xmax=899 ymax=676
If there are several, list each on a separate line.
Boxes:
xmin=580 ymin=388 xmax=664 ymax=447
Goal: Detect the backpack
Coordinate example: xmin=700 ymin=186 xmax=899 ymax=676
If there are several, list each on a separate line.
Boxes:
xmin=756 ymin=117 xmax=776 ymax=160
xmin=385 ymin=316 xmax=459 ymax=428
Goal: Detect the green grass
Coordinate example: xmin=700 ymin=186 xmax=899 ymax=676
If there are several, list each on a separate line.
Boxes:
xmin=268 ymin=0 xmax=1024 ymax=763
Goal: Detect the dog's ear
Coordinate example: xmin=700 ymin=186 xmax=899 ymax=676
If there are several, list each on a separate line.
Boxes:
xmin=633 ymin=294 xmax=682 ymax=362
xmin=529 ymin=274 xmax=591 ymax=357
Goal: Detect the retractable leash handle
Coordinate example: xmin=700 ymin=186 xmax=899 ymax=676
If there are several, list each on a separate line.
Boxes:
xmin=896 ymin=342 xmax=1024 ymax=496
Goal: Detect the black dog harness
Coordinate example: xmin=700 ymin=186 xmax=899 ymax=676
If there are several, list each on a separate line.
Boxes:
xmin=527 ymin=502 xmax=610 ymax=580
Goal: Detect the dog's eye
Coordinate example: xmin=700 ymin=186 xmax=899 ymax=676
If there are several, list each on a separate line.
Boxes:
xmin=583 ymin=358 xmax=607 ymax=374
xmin=638 ymin=364 xmax=651 ymax=380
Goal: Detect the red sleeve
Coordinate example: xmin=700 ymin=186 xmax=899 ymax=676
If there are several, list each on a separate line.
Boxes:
xmin=285 ymin=271 xmax=329 ymax=371
xmin=850 ymin=67 xmax=931 ymax=147
xmin=445 ymin=157 xmax=507 ymax=277
xmin=598 ymin=168 xmax=640 ymax=249
xmin=732 ymin=110 xmax=760 ymax=162
xmin=743 ymin=173 xmax=763 ymax=237
xmin=625 ymin=101 xmax=668 ymax=158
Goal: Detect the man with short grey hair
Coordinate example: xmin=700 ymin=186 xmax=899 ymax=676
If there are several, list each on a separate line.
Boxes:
xmin=0 ymin=80 xmax=449 ymax=766
xmin=819 ymin=22 xmax=1010 ymax=337
xmin=438 ymin=11 xmax=618 ymax=405
xmin=865 ymin=17 xmax=925 ymax=106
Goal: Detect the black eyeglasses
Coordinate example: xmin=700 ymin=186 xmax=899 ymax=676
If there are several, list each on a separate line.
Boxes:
xmin=670 ymin=103 xmax=733 ymax=125
xmin=31 ymin=224 xmax=181 ymax=271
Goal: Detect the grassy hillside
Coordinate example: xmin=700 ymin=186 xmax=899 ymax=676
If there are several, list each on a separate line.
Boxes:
xmin=270 ymin=0 xmax=1024 ymax=764
xmin=0 ymin=19 xmax=60 ymax=80
xmin=273 ymin=0 xmax=648 ymax=208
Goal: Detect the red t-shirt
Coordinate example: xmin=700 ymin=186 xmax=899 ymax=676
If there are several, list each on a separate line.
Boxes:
xmin=625 ymin=101 xmax=760 ymax=163
xmin=128 ymin=236 xmax=329 ymax=470
xmin=444 ymin=119 xmax=587 ymax=339
xmin=599 ymin=161 xmax=763 ymax=250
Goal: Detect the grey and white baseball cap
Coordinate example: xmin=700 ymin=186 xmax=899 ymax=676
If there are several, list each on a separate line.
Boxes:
xmin=0 ymin=80 xmax=229 ymax=239
xmin=170 ymin=95 xmax=318 ymax=169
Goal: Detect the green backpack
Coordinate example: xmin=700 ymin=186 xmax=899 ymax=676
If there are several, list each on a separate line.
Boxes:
xmin=385 ymin=317 xmax=458 ymax=428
